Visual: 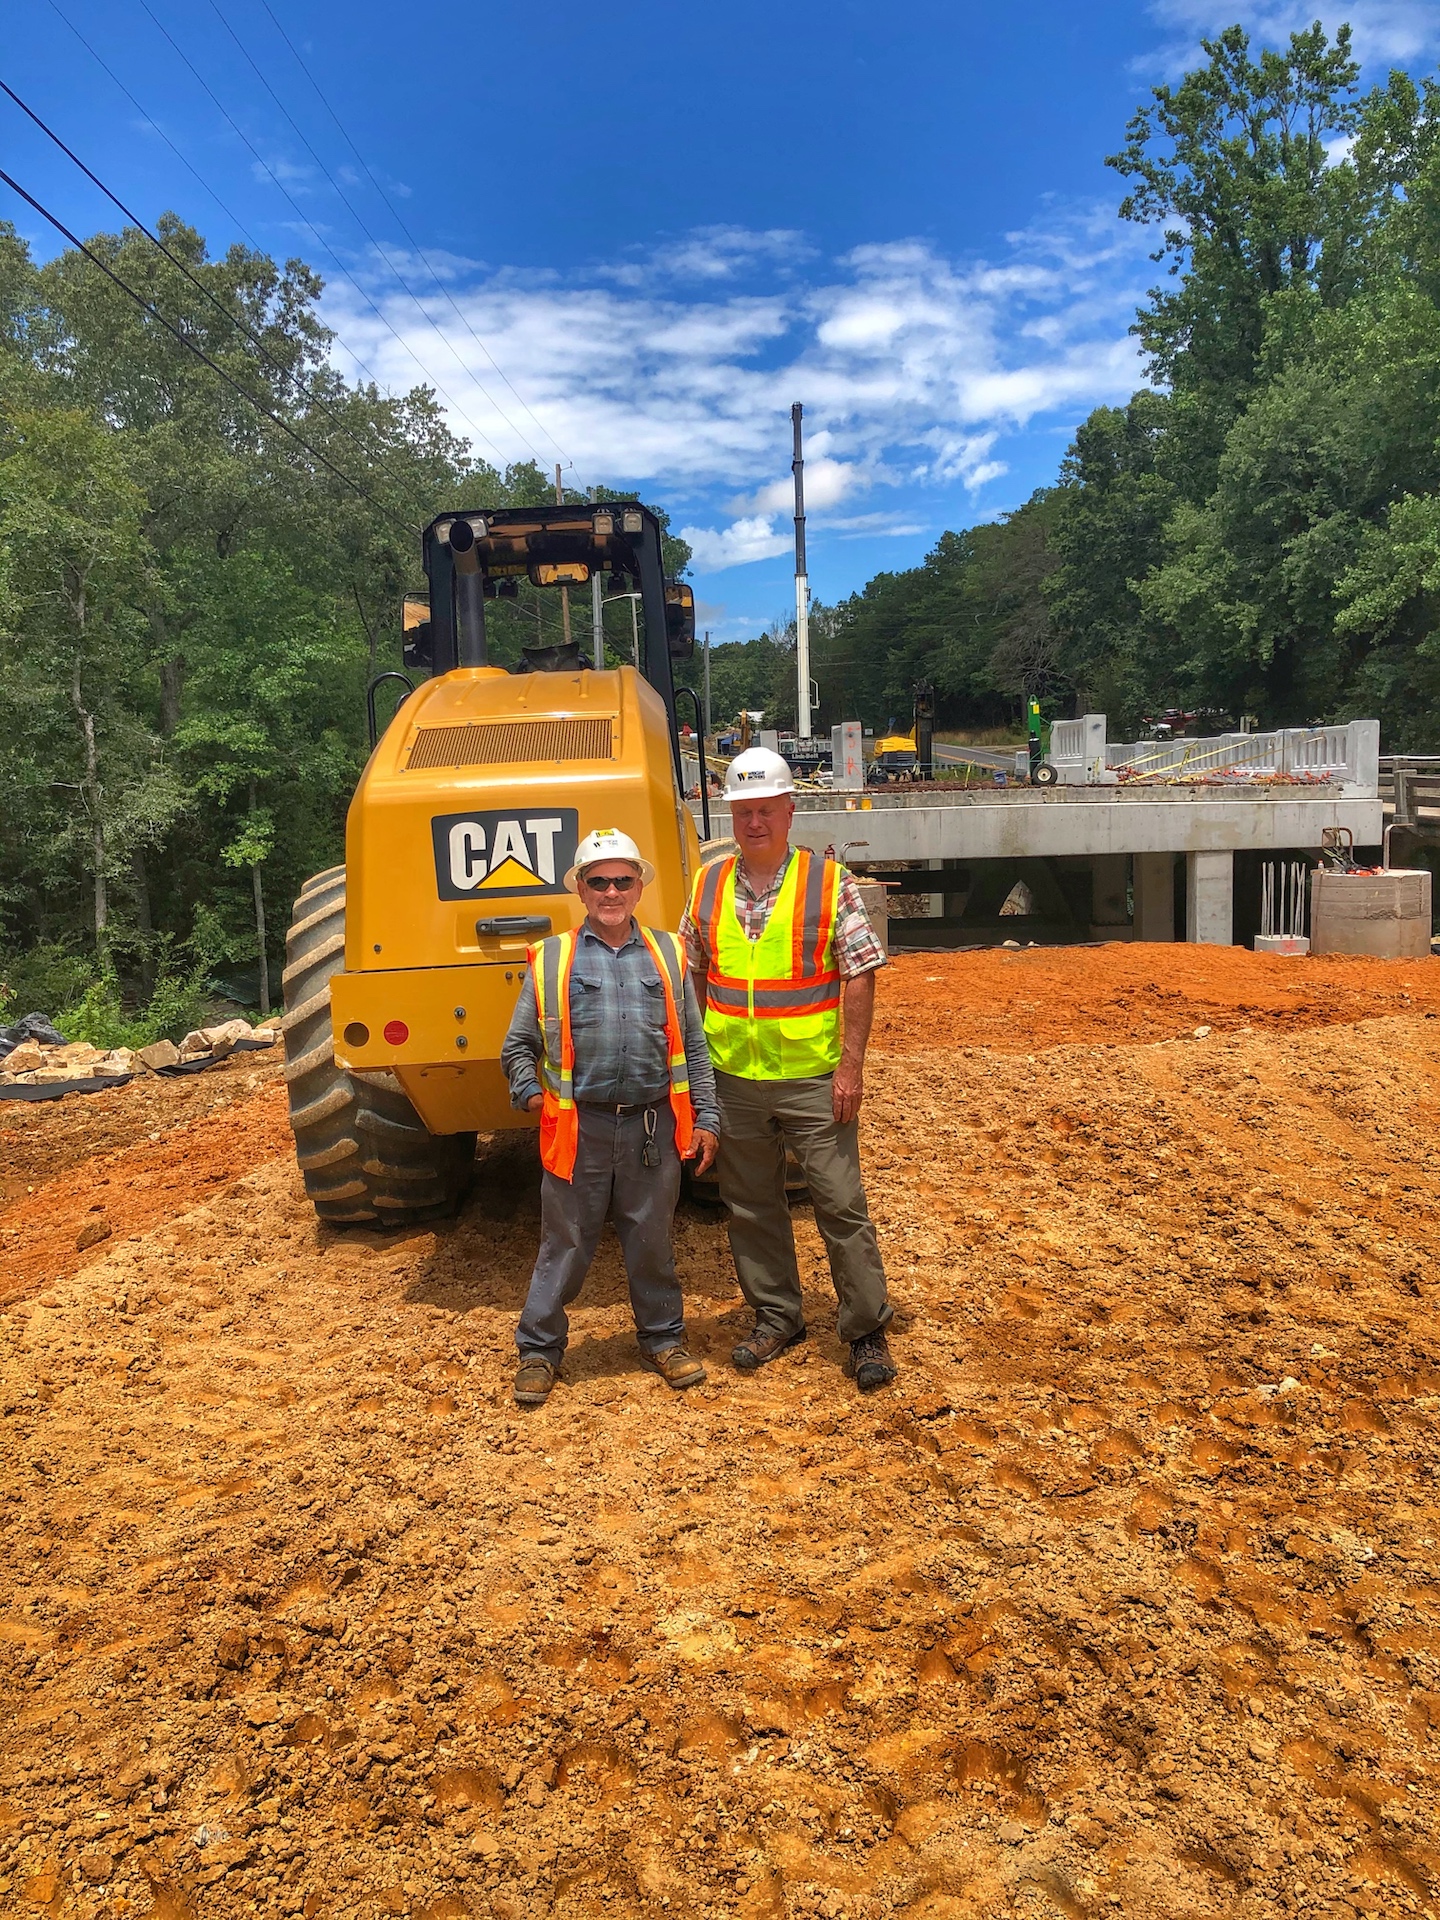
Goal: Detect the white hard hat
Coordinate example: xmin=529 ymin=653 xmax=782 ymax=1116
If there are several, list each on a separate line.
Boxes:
xmin=724 ymin=747 xmax=794 ymax=801
xmin=563 ymin=826 xmax=656 ymax=893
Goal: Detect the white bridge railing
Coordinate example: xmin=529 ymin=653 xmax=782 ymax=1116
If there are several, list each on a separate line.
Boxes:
xmin=1036 ymin=716 xmax=1380 ymax=797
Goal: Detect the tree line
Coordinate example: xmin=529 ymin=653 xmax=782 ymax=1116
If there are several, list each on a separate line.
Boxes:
xmin=0 ymin=216 xmax=684 ymax=1031
xmin=715 ymin=26 xmax=1440 ymax=754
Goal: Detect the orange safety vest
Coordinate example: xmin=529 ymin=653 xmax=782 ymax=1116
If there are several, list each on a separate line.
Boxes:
xmin=688 ymin=848 xmax=843 ymax=1080
xmin=527 ymin=925 xmax=696 ymax=1182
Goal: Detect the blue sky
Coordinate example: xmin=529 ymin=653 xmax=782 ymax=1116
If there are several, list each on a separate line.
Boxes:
xmin=7 ymin=0 xmax=1440 ymax=639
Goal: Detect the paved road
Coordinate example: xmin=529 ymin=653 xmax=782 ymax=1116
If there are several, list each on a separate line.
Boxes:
xmin=933 ymin=742 xmax=1021 ymax=771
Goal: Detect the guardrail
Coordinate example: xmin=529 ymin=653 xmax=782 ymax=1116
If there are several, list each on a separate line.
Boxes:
xmin=1389 ymin=765 xmax=1440 ymax=827
xmin=1041 ymin=716 xmax=1380 ymax=796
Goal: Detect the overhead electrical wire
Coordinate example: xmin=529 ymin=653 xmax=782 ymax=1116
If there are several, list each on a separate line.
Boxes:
xmin=131 ymin=0 xmax=510 ymax=464
xmin=253 ymin=0 xmax=574 ymax=472
xmin=0 ymin=76 xmax=430 ymax=507
xmin=42 ymin=0 xmax=421 ymax=418
xmin=204 ymin=0 xmax=563 ymax=476
xmin=0 ymin=166 xmax=419 ymax=536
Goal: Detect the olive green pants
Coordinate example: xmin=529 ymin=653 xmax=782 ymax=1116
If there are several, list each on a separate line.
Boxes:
xmin=714 ymin=1070 xmax=891 ymax=1346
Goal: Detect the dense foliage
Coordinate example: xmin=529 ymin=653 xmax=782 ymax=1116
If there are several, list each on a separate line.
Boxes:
xmin=0 ymin=218 xmax=684 ymax=1026
xmin=731 ymin=27 xmax=1440 ymax=751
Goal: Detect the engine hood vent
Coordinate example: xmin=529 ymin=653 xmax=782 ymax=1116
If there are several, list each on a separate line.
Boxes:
xmin=405 ymin=716 xmax=614 ymax=770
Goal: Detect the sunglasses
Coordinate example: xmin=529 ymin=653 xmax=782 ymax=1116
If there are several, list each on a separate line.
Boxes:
xmin=583 ymin=873 xmax=638 ymax=893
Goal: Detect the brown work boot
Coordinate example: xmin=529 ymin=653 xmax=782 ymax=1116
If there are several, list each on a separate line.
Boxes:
xmin=731 ymin=1324 xmax=806 ymax=1371
xmin=643 ymin=1346 xmax=707 ymax=1390
xmin=850 ymin=1328 xmax=897 ymax=1393
xmin=514 ymin=1358 xmax=559 ymax=1407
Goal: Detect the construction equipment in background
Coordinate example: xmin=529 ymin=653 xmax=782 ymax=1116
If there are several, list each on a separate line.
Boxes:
xmin=1026 ymin=695 xmax=1058 ymax=787
xmin=716 ymin=711 xmax=764 ymax=755
xmin=869 ymin=732 xmax=920 ymax=782
xmin=282 ymin=501 xmax=705 ymax=1226
xmin=913 ymin=680 xmax=935 ymax=780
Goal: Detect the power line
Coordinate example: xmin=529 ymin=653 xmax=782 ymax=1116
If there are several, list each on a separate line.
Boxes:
xmin=254 ymin=0 xmax=574 ymax=472
xmin=0 ymin=76 xmax=429 ymax=506
xmin=41 ymin=0 xmax=415 ymax=414
xmin=205 ymin=0 xmax=558 ymax=474
xmin=131 ymin=0 xmax=510 ymax=464
xmin=0 ymin=166 xmax=419 ymax=536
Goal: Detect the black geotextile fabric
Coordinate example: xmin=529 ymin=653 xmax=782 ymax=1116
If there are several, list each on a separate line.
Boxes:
xmin=152 ymin=1037 xmax=277 ymax=1077
xmin=0 ymin=1074 xmax=135 ymax=1102
xmin=0 ymin=1035 xmax=277 ymax=1098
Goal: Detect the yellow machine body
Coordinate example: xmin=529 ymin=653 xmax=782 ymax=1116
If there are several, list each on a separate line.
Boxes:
xmin=329 ymin=662 xmax=701 ymax=1135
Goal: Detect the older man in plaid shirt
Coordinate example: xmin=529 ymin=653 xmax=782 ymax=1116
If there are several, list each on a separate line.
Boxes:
xmin=680 ymin=748 xmax=896 ymax=1393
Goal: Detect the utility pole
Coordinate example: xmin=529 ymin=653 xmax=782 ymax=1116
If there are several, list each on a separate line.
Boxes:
xmin=791 ymin=402 xmax=811 ymax=739
xmin=591 ymin=569 xmax=604 ymax=668
xmin=555 ymin=464 xmax=571 ymax=648
xmin=702 ymin=629 xmax=712 ymax=738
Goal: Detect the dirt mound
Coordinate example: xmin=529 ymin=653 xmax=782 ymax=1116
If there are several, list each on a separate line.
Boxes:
xmin=0 ymin=1059 xmax=290 ymax=1306
xmin=1 ymin=949 xmax=1438 ymax=1919
xmin=878 ymin=943 xmax=1440 ymax=1052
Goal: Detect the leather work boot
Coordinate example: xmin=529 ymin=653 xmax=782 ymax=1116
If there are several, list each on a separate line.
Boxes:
xmin=731 ymin=1325 xmax=807 ymax=1371
xmin=643 ymin=1346 xmax=707 ymax=1390
xmin=850 ymin=1329 xmax=897 ymax=1393
xmin=514 ymin=1358 xmax=558 ymax=1407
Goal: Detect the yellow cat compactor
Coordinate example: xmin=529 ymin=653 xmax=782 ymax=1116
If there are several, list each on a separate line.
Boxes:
xmin=282 ymin=502 xmax=708 ymax=1225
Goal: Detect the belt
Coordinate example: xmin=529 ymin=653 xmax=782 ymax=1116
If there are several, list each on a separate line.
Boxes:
xmin=575 ymin=1098 xmax=664 ymax=1117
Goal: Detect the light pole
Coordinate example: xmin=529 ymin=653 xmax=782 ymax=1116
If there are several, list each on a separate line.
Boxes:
xmin=601 ymin=591 xmax=643 ymax=668
xmin=703 ymin=629 xmax=711 ymax=738
xmin=792 ymin=402 xmax=811 ymax=740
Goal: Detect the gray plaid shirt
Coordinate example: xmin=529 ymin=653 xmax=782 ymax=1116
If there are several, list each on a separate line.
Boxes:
xmin=502 ymin=922 xmax=720 ymax=1133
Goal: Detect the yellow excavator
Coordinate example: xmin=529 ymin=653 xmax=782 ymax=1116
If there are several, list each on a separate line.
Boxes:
xmin=282 ymin=502 xmax=711 ymax=1225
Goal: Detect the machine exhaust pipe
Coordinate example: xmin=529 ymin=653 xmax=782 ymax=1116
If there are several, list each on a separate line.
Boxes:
xmin=449 ymin=518 xmax=487 ymax=668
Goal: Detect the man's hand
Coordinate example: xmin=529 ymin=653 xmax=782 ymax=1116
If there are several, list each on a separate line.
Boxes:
xmin=525 ymin=1093 xmax=544 ymax=1114
xmin=833 ymin=969 xmax=876 ymax=1125
xmin=832 ymin=1060 xmax=864 ymax=1125
xmin=686 ymin=1127 xmax=719 ymax=1176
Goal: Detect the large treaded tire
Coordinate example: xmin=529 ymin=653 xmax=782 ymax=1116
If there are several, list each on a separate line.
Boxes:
xmin=282 ymin=867 xmax=476 ymax=1226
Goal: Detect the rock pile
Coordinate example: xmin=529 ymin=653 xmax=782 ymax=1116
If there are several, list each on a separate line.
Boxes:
xmin=0 ymin=1015 xmax=279 ymax=1088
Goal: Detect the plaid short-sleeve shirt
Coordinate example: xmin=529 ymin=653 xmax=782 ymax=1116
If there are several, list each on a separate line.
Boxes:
xmin=680 ymin=850 xmax=886 ymax=980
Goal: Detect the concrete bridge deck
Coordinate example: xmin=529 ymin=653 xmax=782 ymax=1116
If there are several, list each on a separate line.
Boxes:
xmin=693 ymin=782 xmax=1385 ymax=949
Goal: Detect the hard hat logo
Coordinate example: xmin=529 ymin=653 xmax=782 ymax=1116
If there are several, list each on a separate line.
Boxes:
xmin=724 ymin=747 xmax=794 ymax=802
xmin=564 ymin=828 xmax=657 ymax=893
xmin=431 ymin=808 xmax=580 ymax=899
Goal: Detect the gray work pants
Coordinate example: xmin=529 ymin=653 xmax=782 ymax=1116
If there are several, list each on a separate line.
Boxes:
xmin=516 ymin=1103 xmax=685 ymax=1363
xmin=714 ymin=1070 xmax=891 ymax=1346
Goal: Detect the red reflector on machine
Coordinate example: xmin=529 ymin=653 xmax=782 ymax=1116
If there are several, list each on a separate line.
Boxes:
xmin=383 ymin=1020 xmax=409 ymax=1045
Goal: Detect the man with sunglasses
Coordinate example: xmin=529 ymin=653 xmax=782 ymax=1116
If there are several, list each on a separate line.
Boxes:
xmin=501 ymin=828 xmax=720 ymax=1407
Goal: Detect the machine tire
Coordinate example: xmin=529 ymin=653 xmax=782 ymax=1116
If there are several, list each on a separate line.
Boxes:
xmin=282 ymin=869 xmax=476 ymax=1226
xmin=1031 ymin=761 xmax=1059 ymax=787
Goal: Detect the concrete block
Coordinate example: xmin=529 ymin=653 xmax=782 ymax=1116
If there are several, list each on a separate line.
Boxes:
xmin=1253 ymin=934 xmax=1310 ymax=955
xmin=1310 ymin=868 xmax=1432 ymax=959
xmin=1186 ymin=849 xmax=1234 ymax=945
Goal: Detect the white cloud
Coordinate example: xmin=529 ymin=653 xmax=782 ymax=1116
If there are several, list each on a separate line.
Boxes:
xmin=323 ymin=212 xmax=1149 ymax=569
xmin=680 ymin=516 xmax=795 ymax=572
xmin=744 ymin=456 xmax=864 ymax=515
xmin=1146 ymin=0 xmax=1440 ymax=66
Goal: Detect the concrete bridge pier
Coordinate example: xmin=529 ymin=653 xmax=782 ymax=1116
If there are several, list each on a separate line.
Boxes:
xmin=1186 ymin=849 xmax=1235 ymax=945
xmin=1133 ymin=853 xmax=1176 ymax=943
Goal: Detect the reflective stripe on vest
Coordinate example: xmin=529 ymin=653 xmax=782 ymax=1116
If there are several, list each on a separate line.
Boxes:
xmin=690 ymin=849 xmax=843 ymax=1079
xmin=527 ymin=926 xmax=695 ymax=1182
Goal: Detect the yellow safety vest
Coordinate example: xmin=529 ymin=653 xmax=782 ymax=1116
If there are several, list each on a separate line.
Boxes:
xmin=527 ymin=926 xmax=695 ymax=1181
xmin=689 ymin=849 xmax=843 ymax=1080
